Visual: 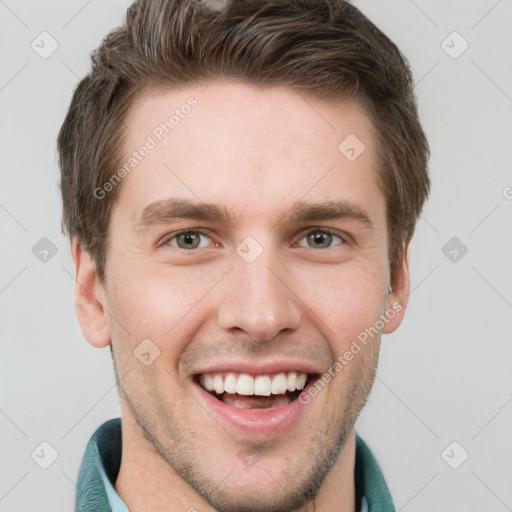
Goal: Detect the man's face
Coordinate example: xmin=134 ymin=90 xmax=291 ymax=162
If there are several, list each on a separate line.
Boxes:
xmin=95 ymin=81 xmax=403 ymax=511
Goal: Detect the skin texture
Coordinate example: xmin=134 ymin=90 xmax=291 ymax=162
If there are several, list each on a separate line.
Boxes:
xmin=72 ymin=81 xmax=410 ymax=512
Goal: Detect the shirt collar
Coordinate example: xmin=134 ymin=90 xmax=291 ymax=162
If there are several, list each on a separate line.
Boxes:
xmin=354 ymin=433 xmax=396 ymax=511
xmin=76 ymin=418 xmax=395 ymax=511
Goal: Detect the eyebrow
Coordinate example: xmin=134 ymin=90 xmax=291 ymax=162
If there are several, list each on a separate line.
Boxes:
xmin=287 ymin=200 xmax=373 ymax=228
xmin=135 ymin=198 xmax=373 ymax=230
xmin=136 ymin=198 xmax=235 ymax=228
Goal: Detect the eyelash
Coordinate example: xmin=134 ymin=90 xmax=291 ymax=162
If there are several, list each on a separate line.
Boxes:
xmin=158 ymin=228 xmax=347 ymax=250
xmin=295 ymin=228 xmax=345 ymax=248
xmin=159 ymin=230 xmax=215 ymax=250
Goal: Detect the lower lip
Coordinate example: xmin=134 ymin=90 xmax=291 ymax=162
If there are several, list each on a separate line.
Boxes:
xmin=195 ymin=383 xmax=310 ymax=436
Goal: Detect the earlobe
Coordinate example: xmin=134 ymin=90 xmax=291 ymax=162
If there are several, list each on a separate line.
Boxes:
xmin=71 ymin=237 xmax=111 ymax=348
xmin=382 ymin=243 xmax=411 ymax=334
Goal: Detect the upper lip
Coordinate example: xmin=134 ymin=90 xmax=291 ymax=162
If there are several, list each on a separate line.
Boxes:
xmin=191 ymin=359 xmax=324 ymax=377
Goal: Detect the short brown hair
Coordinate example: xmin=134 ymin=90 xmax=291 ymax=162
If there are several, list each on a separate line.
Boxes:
xmin=58 ymin=0 xmax=430 ymax=280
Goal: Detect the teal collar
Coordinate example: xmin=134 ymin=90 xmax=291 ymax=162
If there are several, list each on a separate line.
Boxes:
xmin=355 ymin=433 xmax=395 ymax=511
xmin=76 ymin=418 xmax=395 ymax=511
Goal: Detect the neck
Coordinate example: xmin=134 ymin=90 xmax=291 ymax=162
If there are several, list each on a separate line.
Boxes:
xmin=115 ymin=402 xmax=356 ymax=512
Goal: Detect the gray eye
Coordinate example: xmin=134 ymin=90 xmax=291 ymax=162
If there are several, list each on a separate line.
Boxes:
xmin=298 ymin=231 xmax=342 ymax=249
xmin=170 ymin=231 xmax=209 ymax=250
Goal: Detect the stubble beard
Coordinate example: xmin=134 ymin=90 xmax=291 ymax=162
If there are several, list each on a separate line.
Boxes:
xmin=112 ymin=339 xmax=380 ymax=512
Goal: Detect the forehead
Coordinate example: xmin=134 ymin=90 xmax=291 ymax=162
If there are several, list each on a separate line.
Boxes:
xmin=116 ymin=80 xmax=384 ymax=228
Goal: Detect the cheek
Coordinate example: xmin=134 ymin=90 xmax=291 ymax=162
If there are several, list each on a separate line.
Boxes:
xmin=294 ymin=262 xmax=387 ymax=348
xmin=105 ymin=262 xmax=223 ymax=350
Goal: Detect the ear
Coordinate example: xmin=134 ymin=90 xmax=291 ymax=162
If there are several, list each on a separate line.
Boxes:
xmin=71 ymin=237 xmax=111 ymax=348
xmin=382 ymin=242 xmax=411 ymax=334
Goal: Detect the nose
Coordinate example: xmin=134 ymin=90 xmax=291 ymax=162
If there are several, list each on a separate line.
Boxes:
xmin=217 ymin=251 xmax=301 ymax=343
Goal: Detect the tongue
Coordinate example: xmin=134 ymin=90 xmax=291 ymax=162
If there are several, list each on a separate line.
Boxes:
xmin=220 ymin=393 xmax=292 ymax=410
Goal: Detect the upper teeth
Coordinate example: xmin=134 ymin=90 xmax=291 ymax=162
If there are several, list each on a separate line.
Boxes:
xmin=199 ymin=371 xmax=307 ymax=396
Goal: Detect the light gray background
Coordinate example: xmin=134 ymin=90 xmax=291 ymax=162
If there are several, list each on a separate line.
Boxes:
xmin=1 ymin=0 xmax=511 ymax=510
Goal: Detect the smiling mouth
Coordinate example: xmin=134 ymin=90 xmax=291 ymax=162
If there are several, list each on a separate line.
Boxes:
xmin=196 ymin=371 xmax=316 ymax=410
